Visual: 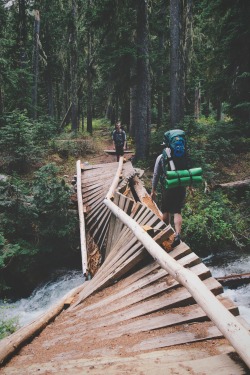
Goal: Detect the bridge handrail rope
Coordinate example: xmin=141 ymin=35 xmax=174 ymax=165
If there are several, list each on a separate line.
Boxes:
xmin=104 ymin=159 xmax=250 ymax=368
xmin=76 ymin=160 xmax=88 ymax=276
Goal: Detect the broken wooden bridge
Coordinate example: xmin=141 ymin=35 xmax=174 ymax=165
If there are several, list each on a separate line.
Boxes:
xmin=0 ymin=158 xmax=250 ymax=374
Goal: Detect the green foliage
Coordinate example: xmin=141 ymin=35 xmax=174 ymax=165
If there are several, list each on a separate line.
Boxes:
xmin=33 ymin=164 xmax=77 ymax=243
xmin=0 ymin=232 xmax=22 ymax=268
xmin=149 ymin=127 xmax=165 ymax=156
xmin=0 ymin=111 xmax=41 ymax=172
xmin=51 ymin=138 xmax=95 ymax=159
xmin=0 ymin=165 xmax=79 ymax=297
xmin=32 ymin=117 xmax=59 ymax=145
xmin=0 ymin=303 xmax=19 ymax=339
xmin=182 ymin=190 xmax=248 ymax=255
xmin=0 ymin=177 xmax=37 ymax=240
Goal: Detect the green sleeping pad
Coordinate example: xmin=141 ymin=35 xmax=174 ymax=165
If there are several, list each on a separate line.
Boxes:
xmin=163 ymin=168 xmax=203 ymax=189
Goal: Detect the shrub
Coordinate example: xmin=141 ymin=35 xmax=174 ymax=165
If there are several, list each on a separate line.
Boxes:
xmin=182 ymin=190 xmax=248 ymax=255
xmin=0 ymin=304 xmax=19 ymax=339
xmin=32 ymin=163 xmax=77 ymax=244
xmin=0 ymin=111 xmax=42 ymax=173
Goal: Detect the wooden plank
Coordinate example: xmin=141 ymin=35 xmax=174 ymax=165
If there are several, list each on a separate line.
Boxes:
xmin=75 ymin=278 xmax=223 ymax=328
xmin=128 ymin=323 xmax=227 ymax=353
xmin=76 ymin=263 xmax=212 ymax=320
xmin=89 ymin=206 xmax=110 ymax=235
xmin=4 ymin=350 xmax=245 ymax=375
xmin=86 ymin=200 xmax=106 ymax=224
xmin=81 ymin=161 xmax=118 ymax=170
xmin=71 ymin=241 xmax=197 ymax=310
xmin=96 ymin=298 xmax=239 ymax=341
xmin=78 ymin=253 xmax=202 ymax=317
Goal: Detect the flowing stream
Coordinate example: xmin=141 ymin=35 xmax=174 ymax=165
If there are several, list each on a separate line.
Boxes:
xmin=0 ymin=270 xmax=84 ymax=329
xmin=203 ymin=249 xmax=250 ymax=324
xmin=1 ymin=251 xmax=250 ymax=331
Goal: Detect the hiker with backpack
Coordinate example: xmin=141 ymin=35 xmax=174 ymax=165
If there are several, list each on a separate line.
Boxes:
xmin=151 ymin=129 xmax=195 ymax=248
xmin=112 ymin=122 xmax=126 ymax=162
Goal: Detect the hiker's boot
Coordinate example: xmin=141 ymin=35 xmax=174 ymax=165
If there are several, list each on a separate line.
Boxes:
xmin=171 ymin=234 xmax=181 ymax=248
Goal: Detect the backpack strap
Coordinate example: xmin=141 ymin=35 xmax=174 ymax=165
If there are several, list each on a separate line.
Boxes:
xmin=165 ymin=147 xmax=176 ymax=171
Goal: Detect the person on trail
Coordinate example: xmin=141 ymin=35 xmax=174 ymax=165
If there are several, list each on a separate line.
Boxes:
xmin=112 ymin=122 xmax=126 ymax=162
xmin=150 ymin=130 xmax=191 ymax=248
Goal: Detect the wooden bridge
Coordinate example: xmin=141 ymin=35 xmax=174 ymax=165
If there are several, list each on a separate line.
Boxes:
xmin=0 ymin=158 xmax=250 ymax=374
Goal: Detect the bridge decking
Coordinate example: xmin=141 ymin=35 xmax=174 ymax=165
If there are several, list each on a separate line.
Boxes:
xmin=1 ymin=160 xmax=249 ymax=374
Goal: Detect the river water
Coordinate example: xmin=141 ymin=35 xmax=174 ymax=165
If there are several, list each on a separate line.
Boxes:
xmin=0 ymin=270 xmax=84 ymax=329
xmin=1 ymin=251 xmax=250 ymax=331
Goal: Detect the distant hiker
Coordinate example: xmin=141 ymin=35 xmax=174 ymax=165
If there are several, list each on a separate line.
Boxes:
xmin=151 ymin=129 xmax=190 ymax=248
xmin=112 ymin=122 xmax=126 ymax=162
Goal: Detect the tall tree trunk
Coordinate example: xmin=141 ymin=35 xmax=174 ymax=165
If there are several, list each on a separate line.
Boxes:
xmin=170 ymin=0 xmax=184 ymax=128
xmin=32 ymin=10 xmax=40 ymax=119
xmin=121 ymin=95 xmax=130 ymax=131
xmin=18 ymin=0 xmax=27 ymax=111
xmin=70 ymin=0 xmax=78 ymax=132
xmin=156 ymin=0 xmax=166 ymax=128
xmin=135 ymin=0 xmax=151 ymax=161
xmin=216 ymin=98 xmax=222 ymax=121
xmin=183 ymin=0 xmax=193 ymax=112
xmin=194 ymin=83 xmax=201 ymax=119
xmin=44 ymin=18 xmax=54 ymax=119
xmin=130 ymin=56 xmax=137 ymax=138
xmin=0 ymin=83 xmax=4 ymax=117
xmin=86 ymin=0 xmax=93 ymax=135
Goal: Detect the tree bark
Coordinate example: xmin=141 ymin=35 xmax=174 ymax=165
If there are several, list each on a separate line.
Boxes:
xmin=170 ymin=0 xmax=184 ymax=128
xmin=183 ymin=0 xmax=193 ymax=112
xmin=32 ymin=10 xmax=40 ymax=119
xmin=18 ymin=0 xmax=27 ymax=111
xmin=130 ymin=58 xmax=137 ymax=138
xmin=135 ymin=0 xmax=151 ymax=161
xmin=86 ymin=0 xmax=93 ymax=135
xmin=0 ymin=84 xmax=4 ymax=117
xmin=194 ymin=83 xmax=201 ymax=119
xmin=70 ymin=0 xmax=78 ymax=132
xmin=156 ymin=0 xmax=166 ymax=128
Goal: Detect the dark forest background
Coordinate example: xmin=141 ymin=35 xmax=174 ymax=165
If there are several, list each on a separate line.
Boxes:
xmin=0 ymin=0 xmax=249 ymax=301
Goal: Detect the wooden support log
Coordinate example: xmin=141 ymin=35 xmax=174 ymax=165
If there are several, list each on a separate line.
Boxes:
xmin=76 ymin=160 xmax=88 ymax=276
xmin=103 ymin=195 xmax=250 ymax=368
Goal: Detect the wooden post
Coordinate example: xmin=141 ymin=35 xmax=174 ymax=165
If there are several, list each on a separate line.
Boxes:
xmin=76 ymin=160 xmax=88 ymax=276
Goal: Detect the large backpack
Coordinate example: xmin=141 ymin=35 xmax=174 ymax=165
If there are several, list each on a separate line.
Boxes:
xmin=162 ymin=129 xmax=188 ymax=172
xmin=161 ymin=129 xmax=203 ymax=189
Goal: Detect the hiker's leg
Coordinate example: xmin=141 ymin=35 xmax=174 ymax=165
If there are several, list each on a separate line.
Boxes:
xmin=162 ymin=211 xmax=170 ymax=225
xmin=174 ymin=213 xmax=182 ymax=235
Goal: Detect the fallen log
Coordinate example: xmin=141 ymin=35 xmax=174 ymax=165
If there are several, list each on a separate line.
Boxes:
xmin=216 ymin=273 xmax=250 ymax=288
xmin=214 ymin=179 xmax=250 ymax=189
